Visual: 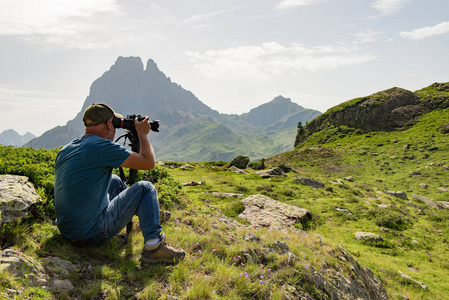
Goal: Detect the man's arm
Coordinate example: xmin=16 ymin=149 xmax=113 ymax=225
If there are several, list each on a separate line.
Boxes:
xmin=120 ymin=116 xmax=156 ymax=170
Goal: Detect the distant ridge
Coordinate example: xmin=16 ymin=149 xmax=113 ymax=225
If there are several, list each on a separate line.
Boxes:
xmin=26 ymin=56 xmax=321 ymax=161
xmin=295 ymin=82 xmax=449 ymax=146
xmin=0 ymin=129 xmax=35 ymax=147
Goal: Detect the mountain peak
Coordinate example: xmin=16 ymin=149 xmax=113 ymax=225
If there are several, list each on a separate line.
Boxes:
xmin=110 ymin=56 xmax=144 ymax=73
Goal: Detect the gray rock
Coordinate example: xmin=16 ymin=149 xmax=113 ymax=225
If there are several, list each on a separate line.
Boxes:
xmin=418 ymin=183 xmax=428 ymax=189
xmin=43 ymin=257 xmax=80 ymax=279
xmin=228 ymin=166 xmax=249 ymax=174
xmin=208 ymin=192 xmax=244 ymax=198
xmin=0 ymin=175 xmax=42 ymax=224
xmin=230 ymin=155 xmax=250 ymax=169
xmin=335 ymin=207 xmax=352 ymax=215
xmin=355 ymin=232 xmax=383 ymax=242
xmin=310 ymin=248 xmax=389 ymax=299
xmin=437 ymin=201 xmax=449 ymax=210
xmin=412 ymin=194 xmax=441 ymax=209
xmin=0 ymin=249 xmax=46 ymax=283
xmin=53 ymin=279 xmax=75 ymax=292
xmin=295 ymin=177 xmax=325 ymax=188
xmin=180 ymin=164 xmax=195 ymax=170
xmin=238 ymin=194 xmax=311 ymax=230
xmin=385 ymin=190 xmax=408 ymax=200
xmin=255 ymin=167 xmax=285 ymax=178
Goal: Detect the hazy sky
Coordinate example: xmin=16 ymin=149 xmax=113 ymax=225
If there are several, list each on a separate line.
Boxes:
xmin=1 ymin=0 xmax=448 ymax=136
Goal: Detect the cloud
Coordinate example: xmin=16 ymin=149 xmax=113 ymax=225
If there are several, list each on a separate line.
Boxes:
xmin=185 ymin=42 xmax=376 ymax=82
xmin=275 ymin=0 xmax=329 ymax=11
xmin=370 ymin=0 xmax=410 ymax=15
xmin=400 ymin=21 xmax=449 ymax=40
xmin=0 ymin=0 xmax=121 ymax=48
xmin=184 ymin=5 xmax=249 ymax=25
xmin=354 ymin=31 xmax=385 ymax=44
xmin=0 ymin=85 xmax=81 ymax=135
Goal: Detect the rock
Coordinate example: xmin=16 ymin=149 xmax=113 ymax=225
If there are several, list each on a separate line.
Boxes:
xmin=440 ymin=122 xmax=449 ymax=133
xmin=355 ymin=232 xmax=383 ymax=242
xmin=344 ymin=176 xmax=355 ymax=182
xmin=398 ymin=271 xmax=427 ymax=289
xmin=310 ymin=248 xmax=389 ymax=299
xmin=329 ymin=179 xmax=346 ymax=185
xmin=0 ymin=175 xmax=42 ymax=224
xmin=180 ymin=164 xmax=194 ymax=170
xmin=230 ymin=155 xmax=250 ymax=169
xmin=385 ymin=190 xmax=408 ymax=200
xmin=183 ymin=181 xmax=206 ymax=186
xmin=335 ymin=207 xmax=352 ymax=215
xmin=255 ymin=167 xmax=285 ymax=178
xmin=294 ymin=177 xmax=325 ymax=189
xmin=53 ymin=279 xmax=75 ymax=292
xmin=0 ymin=249 xmax=46 ymax=283
xmin=418 ymin=183 xmax=428 ymax=189
xmin=438 ymin=187 xmax=448 ymax=192
xmin=412 ymin=194 xmax=441 ymax=209
xmin=208 ymin=192 xmax=244 ymax=198
xmin=436 ymin=201 xmax=449 ymax=210
xmin=238 ymin=194 xmax=311 ymax=230
xmin=228 ymin=166 xmax=249 ymax=174
xmin=42 ymin=257 xmax=79 ymax=279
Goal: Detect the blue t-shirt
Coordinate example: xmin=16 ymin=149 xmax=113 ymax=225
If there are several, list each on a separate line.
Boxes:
xmin=54 ymin=135 xmax=131 ymax=241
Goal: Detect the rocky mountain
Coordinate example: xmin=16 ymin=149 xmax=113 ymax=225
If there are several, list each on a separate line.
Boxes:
xmin=295 ymin=82 xmax=449 ymax=146
xmin=26 ymin=56 xmax=321 ymax=161
xmin=0 ymin=129 xmax=35 ymax=147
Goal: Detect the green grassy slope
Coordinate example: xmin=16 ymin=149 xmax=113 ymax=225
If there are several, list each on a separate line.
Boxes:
xmin=1 ymin=107 xmax=448 ymax=299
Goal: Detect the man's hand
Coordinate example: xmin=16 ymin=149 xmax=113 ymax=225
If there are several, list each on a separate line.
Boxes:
xmin=120 ymin=116 xmax=156 ymax=170
xmin=134 ymin=116 xmax=151 ymax=136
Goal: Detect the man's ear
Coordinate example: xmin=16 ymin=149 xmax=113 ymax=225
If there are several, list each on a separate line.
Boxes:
xmin=106 ymin=119 xmax=114 ymax=129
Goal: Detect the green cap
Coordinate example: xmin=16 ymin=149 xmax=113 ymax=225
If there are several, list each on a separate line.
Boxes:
xmin=83 ymin=103 xmax=123 ymax=127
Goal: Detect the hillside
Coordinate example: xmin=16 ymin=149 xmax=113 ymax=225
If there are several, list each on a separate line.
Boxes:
xmin=25 ymin=56 xmax=321 ymax=161
xmin=295 ymin=82 xmax=449 ymax=147
xmin=0 ymin=129 xmax=35 ymax=147
xmin=1 ymin=84 xmax=449 ymax=299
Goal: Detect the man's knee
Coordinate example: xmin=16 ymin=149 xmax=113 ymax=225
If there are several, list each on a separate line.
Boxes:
xmin=135 ymin=181 xmax=156 ymax=194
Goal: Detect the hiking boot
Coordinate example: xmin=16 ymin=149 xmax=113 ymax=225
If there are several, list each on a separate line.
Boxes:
xmin=140 ymin=238 xmax=185 ymax=264
xmin=159 ymin=210 xmax=171 ymax=224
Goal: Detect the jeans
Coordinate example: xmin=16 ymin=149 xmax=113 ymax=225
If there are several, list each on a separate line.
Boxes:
xmin=86 ymin=175 xmax=162 ymax=246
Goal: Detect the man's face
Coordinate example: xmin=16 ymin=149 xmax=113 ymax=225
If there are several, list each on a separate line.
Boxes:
xmin=105 ymin=118 xmax=116 ymax=141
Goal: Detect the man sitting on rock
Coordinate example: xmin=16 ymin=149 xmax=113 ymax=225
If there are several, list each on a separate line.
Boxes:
xmin=54 ymin=103 xmax=185 ymax=264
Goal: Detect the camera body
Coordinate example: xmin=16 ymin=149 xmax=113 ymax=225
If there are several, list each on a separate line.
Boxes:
xmin=112 ymin=114 xmax=159 ymax=132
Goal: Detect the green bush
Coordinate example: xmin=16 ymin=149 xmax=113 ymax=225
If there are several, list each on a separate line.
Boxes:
xmin=142 ymin=165 xmax=183 ymax=208
xmin=372 ymin=209 xmax=410 ymax=231
xmin=0 ymin=146 xmax=57 ymax=218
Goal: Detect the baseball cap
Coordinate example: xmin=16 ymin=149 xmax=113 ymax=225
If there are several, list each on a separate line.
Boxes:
xmin=83 ymin=103 xmax=123 ymax=127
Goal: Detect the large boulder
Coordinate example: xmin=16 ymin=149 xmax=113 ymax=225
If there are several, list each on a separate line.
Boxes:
xmin=238 ymin=194 xmax=311 ymax=230
xmin=230 ymin=155 xmax=250 ymax=169
xmin=0 ymin=175 xmax=42 ymax=224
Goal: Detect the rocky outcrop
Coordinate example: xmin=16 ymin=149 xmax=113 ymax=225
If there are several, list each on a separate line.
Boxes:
xmin=0 ymin=249 xmax=79 ymax=295
xmin=0 ymin=175 xmax=42 ymax=224
xmin=294 ymin=177 xmax=325 ymax=189
xmin=255 ymin=167 xmax=286 ymax=178
xmin=311 ymin=248 xmax=390 ymax=299
xmin=230 ymin=155 xmax=250 ymax=169
xmin=295 ymin=83 xmax=449 ymax=146
xmin=238 ymin=194 xmax=312 ymax=230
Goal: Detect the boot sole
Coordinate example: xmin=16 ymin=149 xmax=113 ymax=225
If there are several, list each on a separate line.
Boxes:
xmin=140 ymin=256 xmax=184 ymax=264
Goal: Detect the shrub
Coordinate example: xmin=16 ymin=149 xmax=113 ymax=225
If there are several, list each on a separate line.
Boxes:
xmin=372 ymin=209 xmax=410 ymax=231
xmin=142 ymin=165 xmax=183 ymax=208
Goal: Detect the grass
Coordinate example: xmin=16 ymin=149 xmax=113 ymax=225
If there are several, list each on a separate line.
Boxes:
xmin=1 ymin=107 xmax=449 ymax=299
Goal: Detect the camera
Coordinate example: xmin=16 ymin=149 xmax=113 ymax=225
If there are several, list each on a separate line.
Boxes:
xmin=112 ymin=114 xmax=159 ymax=132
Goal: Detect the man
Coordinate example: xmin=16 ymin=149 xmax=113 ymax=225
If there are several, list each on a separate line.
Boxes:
xmin=54 ymin=103 xmax=185 ymax=264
